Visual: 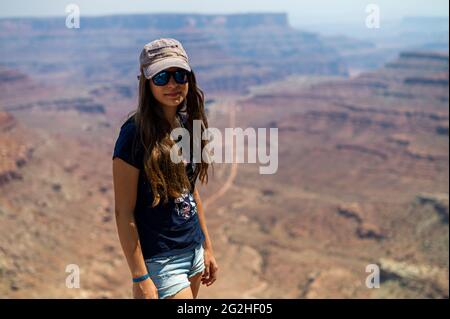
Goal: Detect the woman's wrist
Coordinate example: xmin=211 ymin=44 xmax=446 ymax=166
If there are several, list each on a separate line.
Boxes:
xmin=204 ymin=246 xmax=214 ymax=255
xmin=203 ymin=241 xmax=214 ymax=253
xmin=132 ymin=273 xmax=150 ymax=283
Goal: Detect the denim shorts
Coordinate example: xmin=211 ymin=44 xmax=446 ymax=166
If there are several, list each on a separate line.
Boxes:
xmin=144 ymin=242 xmax=205 ymax=299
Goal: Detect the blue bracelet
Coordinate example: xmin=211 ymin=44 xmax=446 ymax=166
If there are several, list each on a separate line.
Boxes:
xmin=132 ymin=273 xmax=150 ymax=283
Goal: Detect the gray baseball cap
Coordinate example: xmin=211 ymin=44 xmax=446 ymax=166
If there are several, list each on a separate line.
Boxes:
xmin=139 ymin=38 xmax=192 ymax=80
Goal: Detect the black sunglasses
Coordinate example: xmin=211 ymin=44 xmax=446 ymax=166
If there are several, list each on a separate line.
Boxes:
xmin=151 ymin=69 xmax=189 ymax=86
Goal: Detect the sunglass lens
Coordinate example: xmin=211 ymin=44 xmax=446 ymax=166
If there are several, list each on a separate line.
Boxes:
xmin=152 ymin=71 xmax=170 ymax=86
xmin=174 ymin=70 xmax=188 ymax=84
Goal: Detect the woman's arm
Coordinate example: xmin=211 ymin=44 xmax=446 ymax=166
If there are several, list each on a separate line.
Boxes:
xmin=112 ymin=158 xmax=158 ymax=298
xmin=193 ymin=187 xmax=219 ymax=286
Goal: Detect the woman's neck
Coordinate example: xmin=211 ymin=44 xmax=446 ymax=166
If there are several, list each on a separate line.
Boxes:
xmin=160 ymin=105 xmax=178 ymax=126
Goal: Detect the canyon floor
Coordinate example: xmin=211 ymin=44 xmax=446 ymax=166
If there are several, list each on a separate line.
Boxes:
xmin=1 ymin=50 xmax=448 ymax=298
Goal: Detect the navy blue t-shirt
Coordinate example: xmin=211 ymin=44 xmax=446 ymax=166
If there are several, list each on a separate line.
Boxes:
xmin=112 ymin=113 xmax=205 ymax=260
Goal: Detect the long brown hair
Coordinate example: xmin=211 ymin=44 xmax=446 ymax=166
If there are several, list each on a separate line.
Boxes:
xmin=124 ymin=68 xmax=209 ymax=207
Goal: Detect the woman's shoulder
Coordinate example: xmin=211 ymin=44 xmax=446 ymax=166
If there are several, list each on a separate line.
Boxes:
xmin=113 ymin=115 xmax=143 ymax=169
xmin=121 ymin=115 xmax=137 ymax=131
xmin=118 ymin=116 xmax=140 ymax=143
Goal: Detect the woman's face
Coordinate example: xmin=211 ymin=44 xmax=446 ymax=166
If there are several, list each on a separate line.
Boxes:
xmin=149 ymin=67 xmax=189 ymax=108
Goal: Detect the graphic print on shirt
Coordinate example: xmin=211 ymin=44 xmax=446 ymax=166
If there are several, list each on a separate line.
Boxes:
xmin=174 ymin=191 xmax=198 ymax=220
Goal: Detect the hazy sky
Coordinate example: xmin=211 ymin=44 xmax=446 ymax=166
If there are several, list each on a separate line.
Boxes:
xmin=0 ymin=0 xmax=448 ymax=25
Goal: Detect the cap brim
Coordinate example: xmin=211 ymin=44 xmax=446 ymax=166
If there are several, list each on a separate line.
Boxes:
xmin=143 ymin=58 xmax=191 ymax=79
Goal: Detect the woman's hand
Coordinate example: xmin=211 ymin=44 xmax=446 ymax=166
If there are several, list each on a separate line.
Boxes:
xmin=132 ymin=278 xmax=159 ymax=299
xmin=202 ymin=248 xmax=219 ymax=286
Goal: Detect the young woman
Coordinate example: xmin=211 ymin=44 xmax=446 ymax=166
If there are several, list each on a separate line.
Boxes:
xmin=112 ymin=38 xmax=218 ymax=299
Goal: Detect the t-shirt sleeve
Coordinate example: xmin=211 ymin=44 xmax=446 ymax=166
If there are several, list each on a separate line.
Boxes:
xmin=112 ymin=120 xmax=144 ymax=170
